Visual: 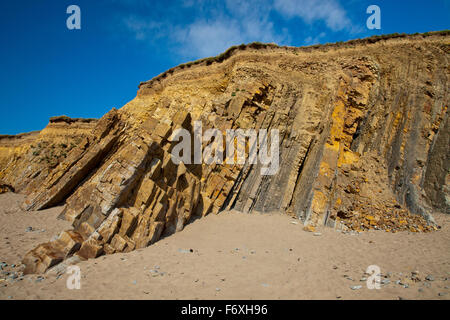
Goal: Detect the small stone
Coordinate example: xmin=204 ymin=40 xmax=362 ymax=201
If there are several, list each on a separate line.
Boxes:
xmin=425 ymin=275 xmax=434 ymax=281
xmin=26 ymin=227 xmax=33 ymax=232
xmin=313 ymin=233 xmax=322 ymax=236
xmin=411 ymin=272 xmax=421 ymax=282
xmin=35 ymin=277 xmax=44 ymax=283
xmin=360 ymin=277 xmax=367 ymax=282
xmin=154 ymin=265 xmax=160 ymax=269
xmin=438 ymin=292 xmax=447 ymax=297
xmin=351 ymin=285 xmax=362 ymax=290
xmin=215 ymin=288 xmax=221 ymax=292
xmin=9 ymin=273 xmax=18 ymax=280
xmin=418 ymin=288 xmax=423 ymax=293
xmin=381 ymin=279 xmax=390 ymax=285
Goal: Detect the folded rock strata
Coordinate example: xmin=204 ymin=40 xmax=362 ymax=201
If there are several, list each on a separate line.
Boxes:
xmin=0 ymin=32 xmax=448 ymax=273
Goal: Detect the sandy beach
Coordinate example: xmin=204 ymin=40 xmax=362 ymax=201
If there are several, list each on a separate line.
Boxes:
xmin=0 ymin=193 xmax=449 ymax=300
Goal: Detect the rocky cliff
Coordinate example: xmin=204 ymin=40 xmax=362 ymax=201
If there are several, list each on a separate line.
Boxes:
xmin=0 ymin=32 xmax=448 ymax=274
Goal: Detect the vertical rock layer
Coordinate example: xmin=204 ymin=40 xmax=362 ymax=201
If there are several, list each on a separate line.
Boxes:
xmin=0 ymin=32 xmax=448 ymax=273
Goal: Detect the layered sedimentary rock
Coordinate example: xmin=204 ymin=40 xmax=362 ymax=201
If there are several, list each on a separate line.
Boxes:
xmin=0 ymin=32 xmax=448 ymax=274
xmin=0 ymin=116 xmax=97 ymax=195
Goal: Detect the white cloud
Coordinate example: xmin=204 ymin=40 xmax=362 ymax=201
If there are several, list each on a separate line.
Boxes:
xmin=304 ymin=31 xmax=326 ymax=45
xmin=173 ymin=16 xmax=287 ymax=58
xmin=174 ymin=0 xmax=288 ymax=58
xmin=274 ymin=0 xmax=352 ymax=31
xmin=118 ymin=0 xmax=358 ymax=59
xmin=174 ymin=18 xmax=244 ymax=57
xmin=122 ymin=16 xmax=164 ymax=40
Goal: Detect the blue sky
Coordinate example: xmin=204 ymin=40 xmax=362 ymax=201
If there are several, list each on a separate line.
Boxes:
xmin=0 ymin=0 xmax=448 ymax=135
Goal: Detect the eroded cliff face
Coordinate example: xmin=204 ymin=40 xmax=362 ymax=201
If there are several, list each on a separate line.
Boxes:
xmin=0 ymin=117 xmax=97 ymax=196
xmin=0 ymin=32 xmax=448 ymax=274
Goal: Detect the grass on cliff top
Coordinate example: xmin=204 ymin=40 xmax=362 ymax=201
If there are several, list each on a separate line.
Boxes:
xmin=49 ymin=115 xmax=98 ymax=124
xmin=139 ymin=30 xmax=450 ymax=89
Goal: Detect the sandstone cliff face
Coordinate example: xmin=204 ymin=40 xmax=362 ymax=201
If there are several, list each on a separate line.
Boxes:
xmin=0 ymin=32 xmax=448 ymax=274
xmin=0 ymin=117 xmax=97 ymax=195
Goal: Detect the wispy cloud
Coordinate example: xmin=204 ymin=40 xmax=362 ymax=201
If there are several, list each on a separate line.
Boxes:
xmin=122 ymin=16 xmax=164 ymax=41
xmin=304 ymin=32 xmax=327 ymax=45
xmin=274 ymin=0 xmax=354 ymax=32
xmin=116 ymin=0 xmax=360 ymax=59
xmin=173 ymin=0 xmax=289 ymax=58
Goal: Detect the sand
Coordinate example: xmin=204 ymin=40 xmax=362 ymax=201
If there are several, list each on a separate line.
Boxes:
xmin=0 ymin=193 xmax=449 ymax=300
